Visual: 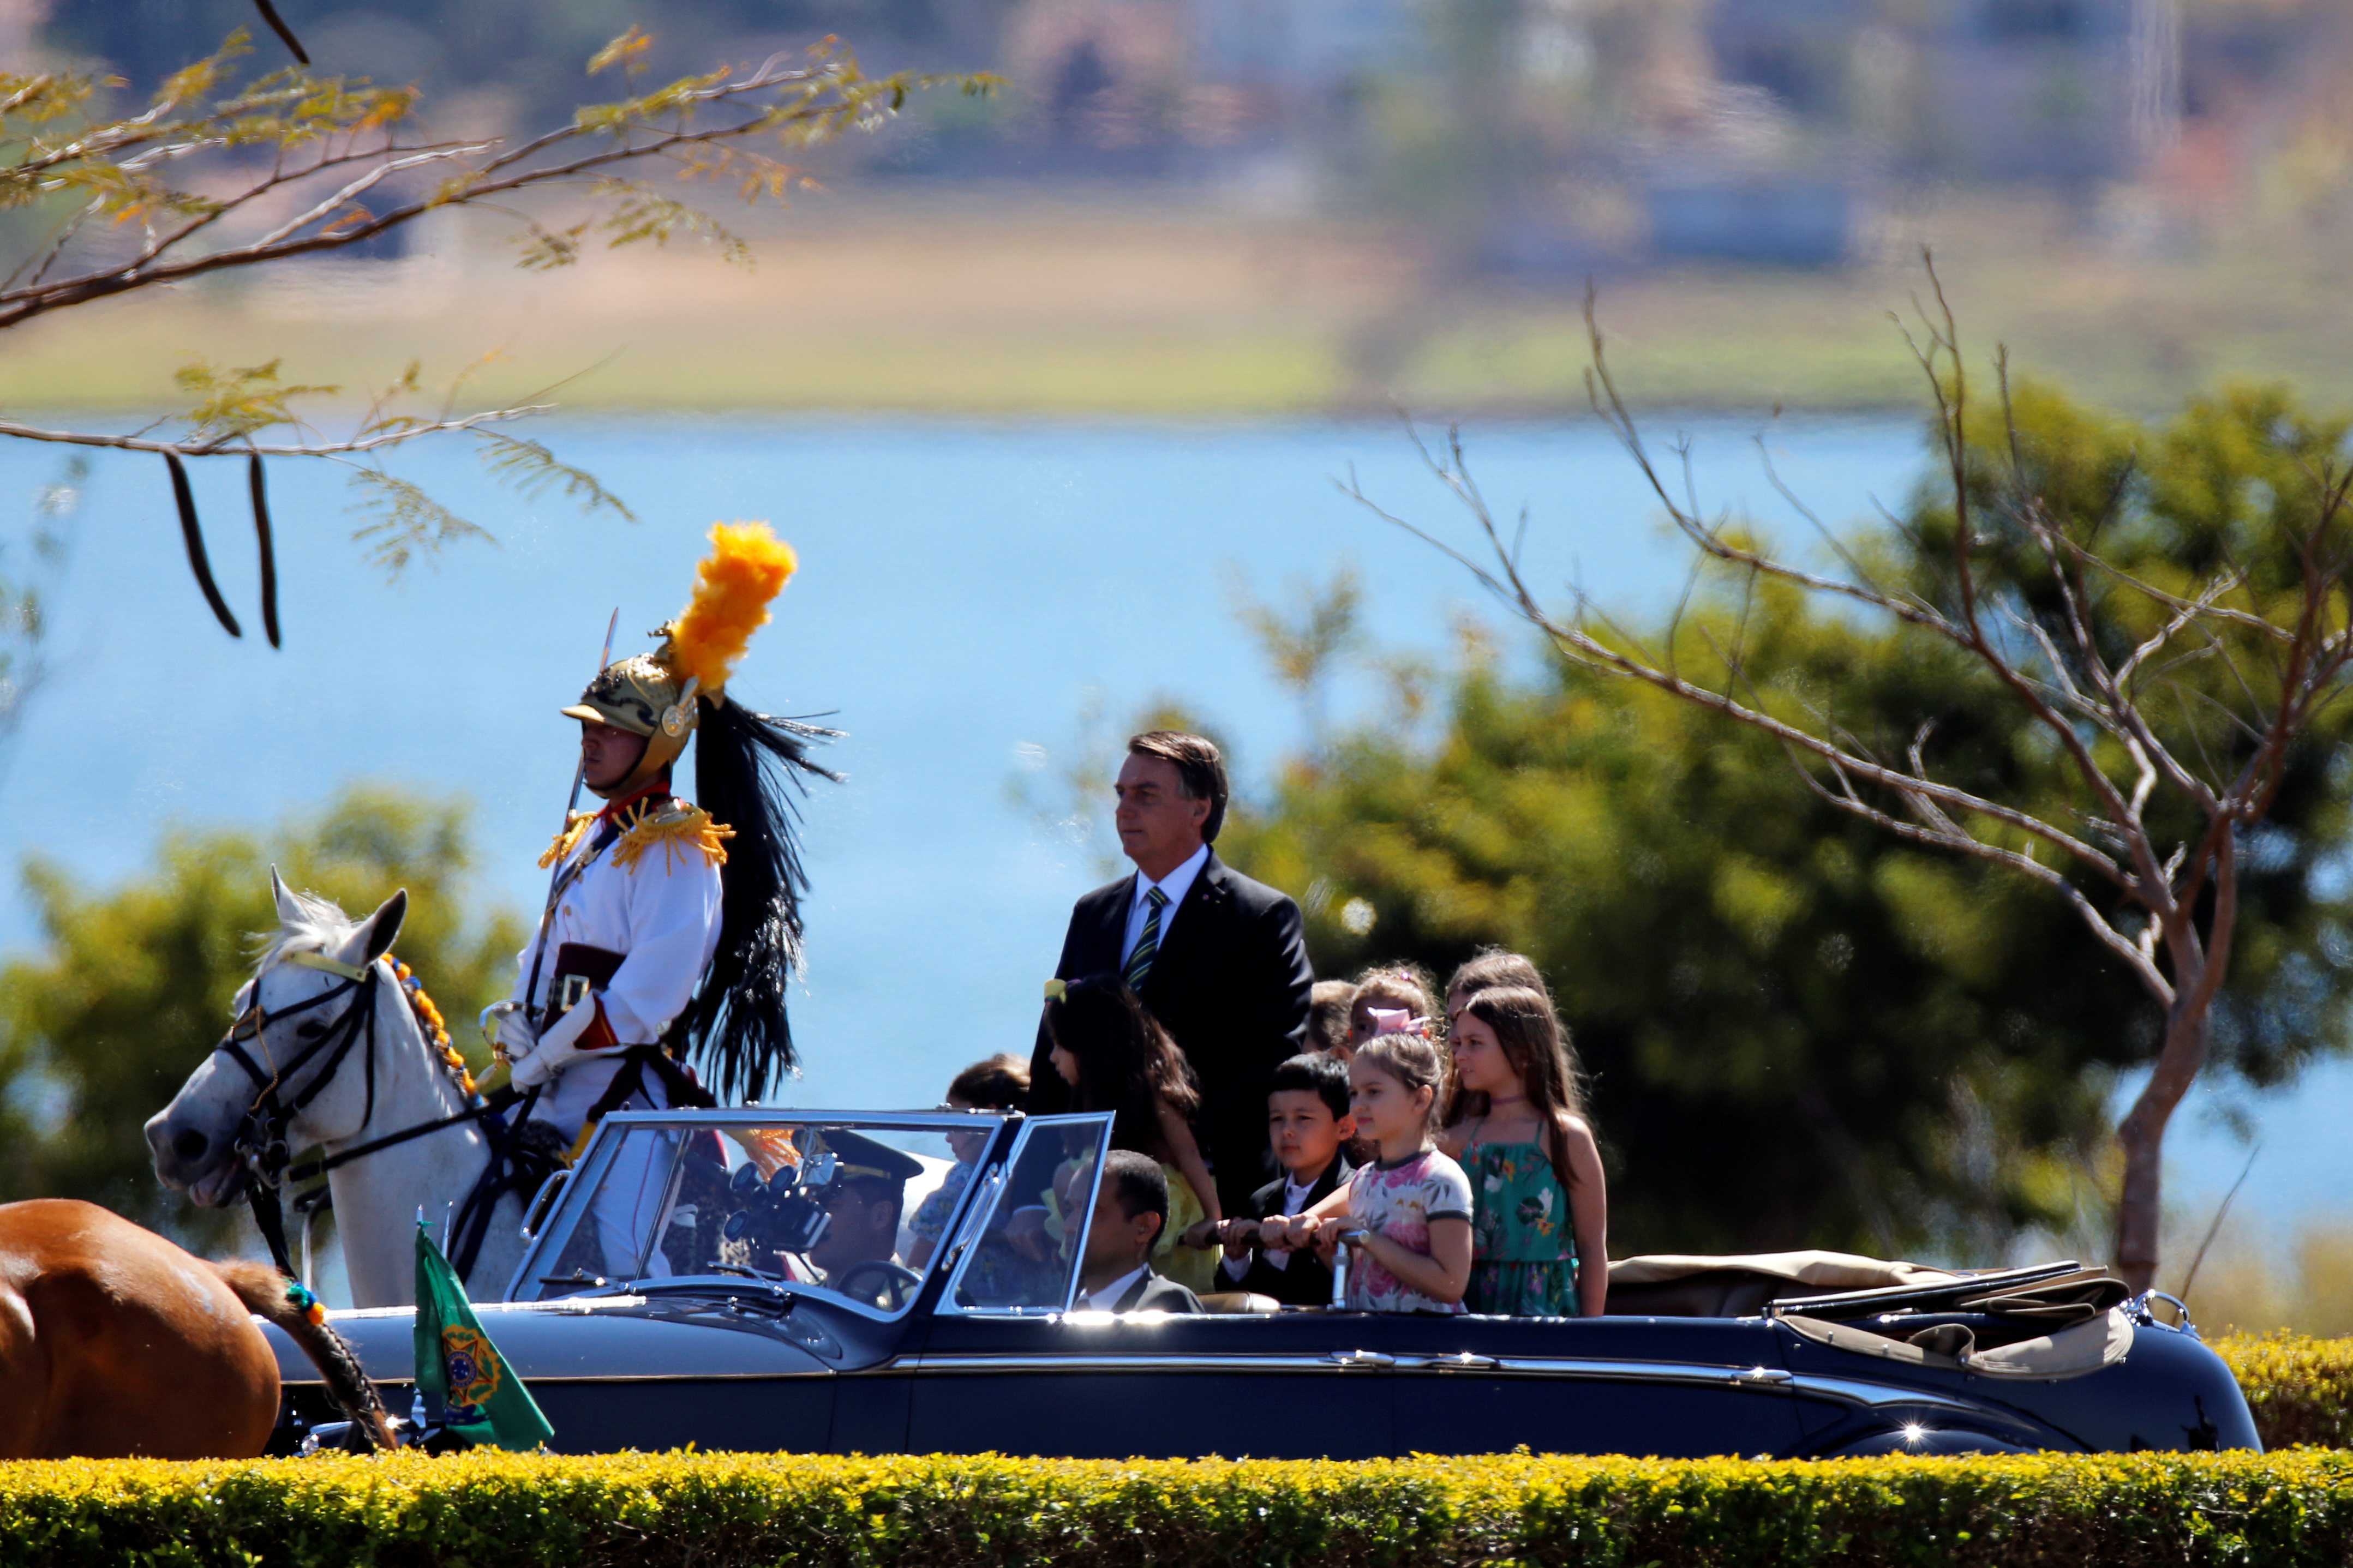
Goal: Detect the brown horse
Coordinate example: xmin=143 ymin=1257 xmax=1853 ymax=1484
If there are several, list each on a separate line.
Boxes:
xmin=0 ymin=1198 xmax=391 ymax=1459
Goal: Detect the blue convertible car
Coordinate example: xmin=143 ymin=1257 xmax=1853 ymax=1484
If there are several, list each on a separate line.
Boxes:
xmin=268 ymin=1108 xmax=2255 ymax=1458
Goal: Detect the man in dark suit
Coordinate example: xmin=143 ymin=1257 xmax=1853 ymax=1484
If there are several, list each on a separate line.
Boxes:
xmin=1076 ymin=1152 xmax=1202 ymax=1313
xmin=1030 ymin=730 xmax=1315 ymax=1214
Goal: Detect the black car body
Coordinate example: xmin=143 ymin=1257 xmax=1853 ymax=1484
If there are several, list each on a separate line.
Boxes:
xmin=267 ymin=1109 xmax=2256 ymax=1458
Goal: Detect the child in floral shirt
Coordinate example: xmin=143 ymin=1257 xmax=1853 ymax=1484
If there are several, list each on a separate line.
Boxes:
xmin=1261 ymin=1031 xmax=1471 ymax=1314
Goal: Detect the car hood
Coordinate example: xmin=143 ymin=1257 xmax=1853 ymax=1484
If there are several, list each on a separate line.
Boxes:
xmin=268 ymin=1295 xmax=839 ymax=1385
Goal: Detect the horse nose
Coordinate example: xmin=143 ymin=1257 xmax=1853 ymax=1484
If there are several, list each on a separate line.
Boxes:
xmin=173 ymin=1128 xmax=209 ymax=1162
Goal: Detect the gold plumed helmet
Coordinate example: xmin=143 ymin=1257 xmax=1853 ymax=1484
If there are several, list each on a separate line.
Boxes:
xmin=562 ymin=521 xmax=799 ymax=799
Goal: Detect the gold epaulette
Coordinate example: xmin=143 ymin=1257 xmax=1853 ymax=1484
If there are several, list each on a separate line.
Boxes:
xmin=538 ymin=811 xmax=595 ymax=869
xmin=611 ymin=801 xmax=734 ymax=873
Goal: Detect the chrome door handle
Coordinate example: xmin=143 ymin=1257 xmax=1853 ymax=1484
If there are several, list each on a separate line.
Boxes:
xmin=1415 ymin=1352 xmax=1500 ymax=1371
xmin=1325 ymin=1349 xmax=1396 ymax=1369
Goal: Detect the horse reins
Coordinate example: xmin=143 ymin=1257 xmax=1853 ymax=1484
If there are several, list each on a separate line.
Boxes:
xmin=217 ymin=952 xmax=382 ymax=1193
xmin=212 ymin=950 xmax=531 ymax=1280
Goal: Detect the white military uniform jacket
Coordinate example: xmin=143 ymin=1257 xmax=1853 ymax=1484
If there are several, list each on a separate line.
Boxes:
xmin=514 ymin=790 xmax=726 ymax=1138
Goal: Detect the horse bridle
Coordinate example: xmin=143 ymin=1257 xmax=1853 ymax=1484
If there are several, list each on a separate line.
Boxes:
xmin=212 ymin=946 xmax=539 ymax=1282
xmin=214 ymin=949 xmax=385 ymax=1200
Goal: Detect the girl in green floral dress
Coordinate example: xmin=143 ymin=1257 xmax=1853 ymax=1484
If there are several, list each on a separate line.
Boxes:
xmin=1440 ymin=981 xmax=1608 ymax=1317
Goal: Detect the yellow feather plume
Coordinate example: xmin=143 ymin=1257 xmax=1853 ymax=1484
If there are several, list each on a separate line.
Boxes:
xmin=666 ymin=521 xmax=798 ymax=695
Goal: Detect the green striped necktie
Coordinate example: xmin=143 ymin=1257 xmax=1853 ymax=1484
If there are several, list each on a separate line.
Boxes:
xmin=1125 ymin=886 xmax=1170 ymax=989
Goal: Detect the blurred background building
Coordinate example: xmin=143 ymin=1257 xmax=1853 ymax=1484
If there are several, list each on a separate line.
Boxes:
xmin=10 ymin=1 xmax=2353 ymax=413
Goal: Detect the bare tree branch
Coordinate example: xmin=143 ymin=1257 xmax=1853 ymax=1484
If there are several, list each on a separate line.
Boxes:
xmin=1357 ymin=257 xmax=2353 ymax=1289
xmin=0 ymin=409 xmax=549 ymax=458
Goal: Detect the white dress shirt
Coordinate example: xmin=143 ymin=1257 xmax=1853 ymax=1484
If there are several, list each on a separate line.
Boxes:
xmin=1121 ymin=843 xmax=1210 ymax=969
xmin=1080 ymin=1263 xmax=1153 ymax=1312
xmin=1222 ymin=1170 xmax=1319 ymax=1281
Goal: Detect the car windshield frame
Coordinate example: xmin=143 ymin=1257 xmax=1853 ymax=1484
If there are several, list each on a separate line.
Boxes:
xmin=933 ymin=1112 xmax=1114 ymax=1318
xmin=505 ymin=1107 xmax=1020 ymax=1323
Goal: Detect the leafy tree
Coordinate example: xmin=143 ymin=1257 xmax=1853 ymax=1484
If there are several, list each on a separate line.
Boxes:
xmin=39 ymin=0 xmax=999 ymax=132
xmin=0 ymin=784 xmax=524 ymax=1247
xmin=1224 ymin=608 xmax=2127 ymax=1261
xmin=3 ymin=13 xmax=985 ymax=633
xmin=1354 ymin=275 xmax=2353 ymax=1288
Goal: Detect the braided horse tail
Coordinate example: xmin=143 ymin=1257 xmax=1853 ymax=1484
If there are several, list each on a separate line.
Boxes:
xmin=212 ymin=1260 xmax=394 ymax=1449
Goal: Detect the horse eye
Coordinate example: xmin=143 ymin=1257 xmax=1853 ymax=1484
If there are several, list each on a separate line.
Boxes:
xmin=297 ymin=1022 xmax=326 ymax=1038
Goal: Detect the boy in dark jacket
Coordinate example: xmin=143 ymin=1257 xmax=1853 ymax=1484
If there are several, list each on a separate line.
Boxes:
xmin=1185 ymin=1054 xmax=1355 ymax=1305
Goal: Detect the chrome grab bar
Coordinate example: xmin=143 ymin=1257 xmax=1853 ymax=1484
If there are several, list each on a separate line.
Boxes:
xmin=1325 ymin=1349 xmax=1395 ymax=1369
xmin=1330 ymin=1226 xmax=1372 ymax=1308
xmin=2126 ymin=1290 xmax=2201 ymax=1339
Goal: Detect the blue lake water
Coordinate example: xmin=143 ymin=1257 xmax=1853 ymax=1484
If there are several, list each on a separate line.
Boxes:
xmin=2 ymin=412 xmax=2343 ymax=1258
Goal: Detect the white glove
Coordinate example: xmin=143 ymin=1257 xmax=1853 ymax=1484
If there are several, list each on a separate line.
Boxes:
xmin=511 ymin=996 xmax=601 ymax=1089
xmin=489 ymin=1003 xmax=537 ymax=1064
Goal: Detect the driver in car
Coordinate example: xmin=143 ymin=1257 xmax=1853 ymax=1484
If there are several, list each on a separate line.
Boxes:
xmin=803 ymin=1131 xmax=925 ymax=1302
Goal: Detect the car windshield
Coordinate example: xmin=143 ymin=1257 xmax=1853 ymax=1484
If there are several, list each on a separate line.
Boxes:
xmin=936 ymin=1113 xmax=1114 ymax=1315
xmin=518 ymin=1110 xmax=1016 ymax=1317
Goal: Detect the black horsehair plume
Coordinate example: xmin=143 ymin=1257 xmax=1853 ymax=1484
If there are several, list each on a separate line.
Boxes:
xmin=681 ymin=694 xmax=841 ymax=1102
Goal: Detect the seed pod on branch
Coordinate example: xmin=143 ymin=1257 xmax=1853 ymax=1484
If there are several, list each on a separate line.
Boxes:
xmin=166 ymin=452 xmax=241 ymax=640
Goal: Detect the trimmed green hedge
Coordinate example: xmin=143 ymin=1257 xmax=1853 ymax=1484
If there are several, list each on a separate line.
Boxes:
xmin=0 ymin=1336 xmax=2341 ymax=1566
xmin=3 ymin=1450 xmax=2352 ymax=1568
xmin=2219 ymin=1333 xmax=2353 ymax=1450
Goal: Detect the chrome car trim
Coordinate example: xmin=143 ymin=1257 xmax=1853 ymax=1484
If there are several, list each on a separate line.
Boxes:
xmin=594 ymin=1108 xmax=1025 ymax=1132
xmin=458 ymin=1368 xmax=841 ymax=1385
xmin=1459 ymin=1356 xmax=1799 ymax=1391
xmin=904 ymin=1351 xmax=1899 ymax=1401
xmin=1776 ymin=1374 xmax=1990 ymax=1415
xmin=322 ymin=1296 xmax=651 ymax=1321
xmin=915 ymin=1354 xmax=1376 ymax=1375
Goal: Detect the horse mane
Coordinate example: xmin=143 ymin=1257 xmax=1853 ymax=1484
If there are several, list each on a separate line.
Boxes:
xmin=252 ymin=887 xmax=358 ymax=976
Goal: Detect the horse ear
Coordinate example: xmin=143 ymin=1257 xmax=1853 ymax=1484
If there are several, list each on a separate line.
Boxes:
xmin=270 ymin=866 xmax=304 ymax=927
xmin=338 ymin=888 xmax=408 ymax=967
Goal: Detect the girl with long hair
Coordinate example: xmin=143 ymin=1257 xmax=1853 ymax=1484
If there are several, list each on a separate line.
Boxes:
xmin=1441 ymin=983 xmax=1607 ymax=1317
xmin=1042 ymin=975 xmax=1222 ymax=1293
xmin=1442 ymin=948 xmax=1551 ymax=1029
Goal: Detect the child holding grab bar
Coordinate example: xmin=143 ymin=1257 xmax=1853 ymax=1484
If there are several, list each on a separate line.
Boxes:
xmin=1260 ymin=1031 xmax=1471 ymax=1314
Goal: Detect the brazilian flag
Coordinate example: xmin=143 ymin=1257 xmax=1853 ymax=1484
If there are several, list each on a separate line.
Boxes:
xmin=414 ymin=1220 xmax=553 ymax=1451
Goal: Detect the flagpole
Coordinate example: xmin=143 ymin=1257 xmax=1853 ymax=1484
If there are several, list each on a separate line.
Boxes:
xmin=519 ymin=608 xmax=621 ymax=1025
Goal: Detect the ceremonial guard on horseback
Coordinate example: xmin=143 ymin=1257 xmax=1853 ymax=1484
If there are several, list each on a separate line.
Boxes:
xmin=490 ymin=521 xmax=834 ymax=1278
xmin=143 ymin=522 xmax=831 ymax=1314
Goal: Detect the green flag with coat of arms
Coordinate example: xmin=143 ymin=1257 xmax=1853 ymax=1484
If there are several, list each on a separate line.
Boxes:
xmin=414 ymin=1219 xmax=553 ymax=1451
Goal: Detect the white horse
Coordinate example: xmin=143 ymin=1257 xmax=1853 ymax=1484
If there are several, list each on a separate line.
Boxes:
xmin=146 ymin=871 xmax=531 ymax=1307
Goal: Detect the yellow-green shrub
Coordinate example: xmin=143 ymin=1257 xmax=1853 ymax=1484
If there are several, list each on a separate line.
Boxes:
xmin=2 ymin=1450 xmax=2352 ymax=1568
xmin=2220 ymin=1332 xmax=2353 ymax=1449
